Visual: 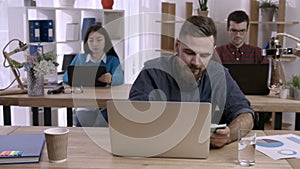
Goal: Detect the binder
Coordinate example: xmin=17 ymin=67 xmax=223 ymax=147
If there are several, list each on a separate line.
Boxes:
xmin=0 ymin=134 xmax=45 ymax=165
xmin=29 ymin=45 xmax=43 ymax=57
xmin=39 ymin=20 xmax=54 ymax=42
xmin=28 ymin=20 xmax=40 ymax=42
xmin=81 ymin=18 xmax=96 ymax=40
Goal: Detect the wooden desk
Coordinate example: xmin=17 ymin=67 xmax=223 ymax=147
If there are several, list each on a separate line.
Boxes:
xmin=1 ymin=85 xmax=299 ymax=130
xmin=0 ymin=126 xmax=297 ymax=169
xmin=246 ymin=95 xmax=300 ymax=130
xmin=246 ymin=95 xmax=300 ymax=112
xmin=0 ymin=85 xmax=131 ymax=126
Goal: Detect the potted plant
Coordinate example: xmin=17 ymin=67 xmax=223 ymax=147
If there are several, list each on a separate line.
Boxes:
xmin=259 ymin=0 xmax=278 ymax=21
xmin=259 ymin=0 xmax=278 ymax=9
xmin=290 ymin=75 xmax=300 ymax=100
xmin=197 ymin=0 xmax=208 ymax=16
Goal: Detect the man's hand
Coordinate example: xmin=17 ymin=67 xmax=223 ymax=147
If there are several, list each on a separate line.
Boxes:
xmin=210 ymin=113 xmax=254 ymax=148
xmin=210 ymin=126 xmax=230 ymax=148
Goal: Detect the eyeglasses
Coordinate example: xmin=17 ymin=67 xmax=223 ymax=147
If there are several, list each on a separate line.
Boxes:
xmin=229 ymin=29 xmax=247 ymax=34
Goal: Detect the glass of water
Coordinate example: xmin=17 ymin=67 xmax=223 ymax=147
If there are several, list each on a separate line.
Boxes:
xmin=238 ymin=129 xmax=256 ymax=167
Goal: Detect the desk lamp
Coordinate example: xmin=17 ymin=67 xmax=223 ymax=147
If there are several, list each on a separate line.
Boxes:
xmin=0 ymin=39 xmax=28 ymax=95
xmin=262 ymin=33 xmax=300 ymax=93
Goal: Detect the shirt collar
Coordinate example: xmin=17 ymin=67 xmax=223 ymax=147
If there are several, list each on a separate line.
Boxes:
xmin=229 ymin=43 xmax=246 ymax=51
xmin=85 ymin=54 xmax=107 ymax=63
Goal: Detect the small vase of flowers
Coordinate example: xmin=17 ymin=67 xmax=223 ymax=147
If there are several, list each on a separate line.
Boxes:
xmin=24 ymin=48 xmax=58 ymax=96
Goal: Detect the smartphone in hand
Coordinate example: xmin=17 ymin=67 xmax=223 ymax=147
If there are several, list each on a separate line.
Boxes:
xmin=210 ymin=124 xmax=227 ymax=133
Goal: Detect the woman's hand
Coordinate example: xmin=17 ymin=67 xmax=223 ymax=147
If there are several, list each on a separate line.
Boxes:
xmin=98 ymin=73 xmax=112 ymax=83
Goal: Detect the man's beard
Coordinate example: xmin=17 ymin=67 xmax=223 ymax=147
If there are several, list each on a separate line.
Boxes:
xmin=173 ymin=58 xmax=204 ymax=91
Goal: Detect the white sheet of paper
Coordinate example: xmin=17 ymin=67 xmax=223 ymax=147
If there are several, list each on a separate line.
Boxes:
xmin=256 ymin=134 xmax=300 ymax=160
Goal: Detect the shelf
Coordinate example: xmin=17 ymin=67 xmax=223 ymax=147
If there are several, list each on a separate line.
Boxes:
xmin=158 ymin=20 xmax=299 ymax=25
xmin=155 ymin=49 xmax=176 ymax=56
xmin=280 ymin=55 xmax=298 ymax=62
xmin=250 ymin=21 xmax=299 ymax=25
xmin=156 ymin=20 xmax=184 ymax=24
xmin=214 ymin=20 xmax=299 ymax=25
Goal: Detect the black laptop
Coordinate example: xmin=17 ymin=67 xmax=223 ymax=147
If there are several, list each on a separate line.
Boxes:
xmin=67 ymin=65 xmax=107 ymax=87
xmin=223 ymin=64 xmax=270 ymax=95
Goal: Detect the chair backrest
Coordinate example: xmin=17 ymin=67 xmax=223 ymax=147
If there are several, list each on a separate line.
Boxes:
xmin=61 ymin=54 xmax=76 ymax=72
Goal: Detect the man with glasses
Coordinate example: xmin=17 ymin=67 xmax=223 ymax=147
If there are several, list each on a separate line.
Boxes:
xmin=216 ymin=10 xmax=269 ymax=130
xmin=215 ymin=10 xmax=267 ymax=64
xmin=129 ymin=16 xmax=254 ymax=148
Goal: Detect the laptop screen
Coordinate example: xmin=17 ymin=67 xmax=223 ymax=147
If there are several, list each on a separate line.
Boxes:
xmin=67 ymin=65 xmax=107 ymax=87
xmin=223 ymin=64 xmax=270 ymax=95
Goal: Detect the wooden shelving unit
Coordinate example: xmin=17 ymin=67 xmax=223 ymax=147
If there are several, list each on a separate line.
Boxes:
xmin=159 ymin=2 xmax=195 ymax=55
xmin=7 ymin=5 xmax=125 ymax=73
xmin=160 ymin=2 xmax=176 ymax=53
xmin=249 ymin=0 xmax=299 ymax=46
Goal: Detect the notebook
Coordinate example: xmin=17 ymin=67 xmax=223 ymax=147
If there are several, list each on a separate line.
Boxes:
xmin=107 ymin=100 xmax=211 ymax=159
xmin=0 ymin=134 xmax=45 ymax=165
xmin=223 ymin=64 xmax=270 ymax=95
xmin=67 ymin=65 xmax=107 ymax=87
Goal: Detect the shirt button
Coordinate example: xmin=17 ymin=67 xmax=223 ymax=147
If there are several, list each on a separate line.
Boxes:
xmin=236 ymin=58 xmax=240 ymax=61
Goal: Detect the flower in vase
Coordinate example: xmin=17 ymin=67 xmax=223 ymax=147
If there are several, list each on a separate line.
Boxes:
xmin=24 ymin=49 xmax=59 ymax=78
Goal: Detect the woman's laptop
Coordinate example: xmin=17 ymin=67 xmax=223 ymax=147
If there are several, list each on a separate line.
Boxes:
xmin=67 ymin=65 xmax=107 ymax=87
xmin=107 ymin=100 xmax=211 ymax=159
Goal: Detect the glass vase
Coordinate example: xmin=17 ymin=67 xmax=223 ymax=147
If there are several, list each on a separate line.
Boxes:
xmin=27 ymin=70 xmax=44 ymax=97
xmin=268 ymin=58 xmax=286 ymax=94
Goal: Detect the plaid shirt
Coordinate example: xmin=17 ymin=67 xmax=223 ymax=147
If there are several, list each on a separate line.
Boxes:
xmin=215 ymin=43 xmax=268 ymax=64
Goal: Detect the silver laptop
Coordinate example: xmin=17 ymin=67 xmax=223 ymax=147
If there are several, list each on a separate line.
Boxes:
xmin=107 ymin=100 xmax=211 ymax=159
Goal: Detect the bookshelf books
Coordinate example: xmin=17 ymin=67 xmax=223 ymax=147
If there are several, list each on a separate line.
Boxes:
xmin=81 ymin=18 xmax=96 ymax=40
xmin=29 ymin=20 xmax=54 ymax=42
xmin=40 ymin=20 xmax=54 ymax=42
xmin=0 ymin=134 xmax=45 ymax=165
xmin=29 ymin=20 xmax=40 ymax=42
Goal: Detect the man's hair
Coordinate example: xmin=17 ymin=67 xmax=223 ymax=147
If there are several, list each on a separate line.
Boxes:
xmin=227 ymin=10 xmax=249 ymax=29
xmin=179 ymin=15 xmax=217 ymax=45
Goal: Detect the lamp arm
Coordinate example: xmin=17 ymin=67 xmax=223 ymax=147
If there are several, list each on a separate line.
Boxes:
xmin=275 ymin=33 xmax=300 ymax=57
xmin=1 ymin=39 xmax=28 ymax=91
xmin=276 ymin=33 xmax=300 ymax=43
xmin=3 ymin=51 xmax=26 ymax=90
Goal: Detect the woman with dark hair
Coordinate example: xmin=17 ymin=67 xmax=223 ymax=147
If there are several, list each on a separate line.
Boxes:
xmin=63 ymin=24 xmax=124 ymax=127
xmin=83 ymin=24 xmax=119 ymax=58
xmin=63 ymin=24 xmax=123 ymax=85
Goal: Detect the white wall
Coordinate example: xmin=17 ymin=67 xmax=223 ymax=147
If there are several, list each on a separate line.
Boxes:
xmin=283 ymin=0 xmax=300 ymax=80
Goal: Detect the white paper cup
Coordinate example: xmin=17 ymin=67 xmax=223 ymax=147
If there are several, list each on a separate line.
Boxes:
xmin=44 ymin=128 xmax=69 ymax=163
